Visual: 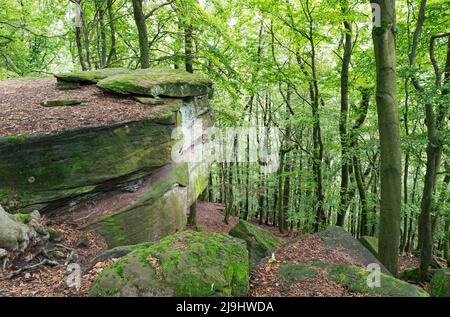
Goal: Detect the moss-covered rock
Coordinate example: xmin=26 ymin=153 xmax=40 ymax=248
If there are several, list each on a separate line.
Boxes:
xmin=51 ymin=250 xmax=65 ymax=259
xmin=319 ymin=227 xmax=390 ymax=274
xmin=134 ymin=96 xmax=165 ymax=105
xmin=359 ymin=236 xmax=379 ymax=258
xmin=229 ymin=220 xmax=282 ymax=267
xmin=55 ymin=68 xmax=132 ymax=85
xmin=14 ymin=213 xmax=31 ymax=224
xmin=321 ymin=262 xmax=429 ymax=297
xmin=430 ymin=269 xmax=450 ymax=297
xmin=0 ymin=118 xmax=178 ymax=212
xmin=97 ymin=68 xmax=213 ymax=98
xmin=47 ymin=228 xmax=63 ymax=242
xmin=89 ymin=231 xmax=249 ymax=297
xmin=41 ymin=99 xmax=82 ymax=107
xmin=0 ymin=205 xmax=39 ymax=252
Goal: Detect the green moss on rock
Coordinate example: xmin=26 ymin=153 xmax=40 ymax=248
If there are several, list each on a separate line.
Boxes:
xmin=323 ymin=262 xmax=429 ymax=297
xmin=97 ymin=68 xmax=213 ymax=98
xmin=0 ymin=120 xmax=175 ymax=211
xmin=430 ymin=269 xmax=450 ymax=297
xmin=134 ymin=96 xmax=165 ymax=105
xmin=55 ymin=68 xmax=132 ymax=84
xmin=359 ymin=236 xmax=379 ymax=258
xmin=47 ymin=228 xmax=63 ymax=242
xmin=229 ymin=220 xmax=282 ymax=267
xmin=41 ymin=99 xmax=82 ymax=107
xmin=14 ymin=213 xmax=31 ymax=224
xmin=399 ymin=267 xmax=423 ymax=284
xmin=89 ymin=231 xmax=249 ymax=297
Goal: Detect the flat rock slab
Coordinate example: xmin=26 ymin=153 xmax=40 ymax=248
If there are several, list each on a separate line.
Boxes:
xmin=55 ymin=68 xmax=132 ymax=84
xmin=134 ymin=96 xmax=165 ymax=105
xmin=41 ymin=99 xmax=82 ymax=107
xmin=317 ymin=227 xmax=390 ymax=275
xmin=97 ymin=68 xmax=213 ymax=98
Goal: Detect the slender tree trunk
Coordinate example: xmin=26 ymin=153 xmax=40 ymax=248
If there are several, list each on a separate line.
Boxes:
xmin=371 ymin=0 xmax=402 ymax=276
xmin=81 ymin=12 xmax=92 ymax=69
xmin=337 ymin=0 xmax=352 ymax=228
xmin=74 ymin=1 xmax=86 ymax=71
xmin=282 ymin=153 xmax=291 ymax=233
xmin=354 ymin=156 xmax=368 ymax=236
xmin=99 ymin=6 xmax=107 ymax=68
xmin=106 ymin=0 xmax=117 ymax=65
xmin=418 ymin=33 xmax=449 ymax=280
xmin=185 ymin=24 xmax=194 ymax=73
xmin=277 ymin=151 xmax=286 ymax=233
xmin=132 ymin=0 xmax=150 ymax=68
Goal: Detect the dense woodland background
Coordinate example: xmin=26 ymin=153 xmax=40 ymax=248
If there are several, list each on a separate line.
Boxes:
xmin=0 ymin=0 xmax=449 ymax=280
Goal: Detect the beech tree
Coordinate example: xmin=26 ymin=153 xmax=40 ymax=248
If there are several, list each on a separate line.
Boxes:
xmin=370 ymin=0 xmax=402 ymax=276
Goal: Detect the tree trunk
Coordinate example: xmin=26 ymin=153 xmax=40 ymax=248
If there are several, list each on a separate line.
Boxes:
xmin=132 ymin=0 xmax=150 ymax=68
xmin=354 ymin=156 xmax=368 ymax=236
xmin=185 ymin=24 xmax=194 ymax=73
xmin=187 ymin=202 xmax=197 ymax=226
xmin=98 ymin=5 xmax=107 ymax=68
xmin=371 ymin=0 xmax=402 ymax=276
xmin=106 ymin=0 xmax=117 ymax=65
xmin=337 ymin=1 xmax=352 ymax=228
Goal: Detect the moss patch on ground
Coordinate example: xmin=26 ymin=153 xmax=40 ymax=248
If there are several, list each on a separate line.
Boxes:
xmin=229 ymin=220 xmax=282 ymax=267
xmin=89 ymin=230 xmax=249 ymax=297
xmin=278 ymin=264 xmax=317 ymax=285
xmin=430 ymin=269 xmax=450 ymax=297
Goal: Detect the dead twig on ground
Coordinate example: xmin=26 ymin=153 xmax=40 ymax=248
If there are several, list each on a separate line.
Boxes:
xmin=0 ymin=259 xmax=59 ymax=280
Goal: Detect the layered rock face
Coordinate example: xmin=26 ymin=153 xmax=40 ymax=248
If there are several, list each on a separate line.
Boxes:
xmin=0 ymin=68 xmax=214 ymax=247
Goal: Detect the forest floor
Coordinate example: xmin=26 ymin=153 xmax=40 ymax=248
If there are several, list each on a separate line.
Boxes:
xmin=0 ymin=78 xmax=162 ymax=137
xmin=192 ymin=202 xmax=290 ymax=242
xmin=0 ymin=220 xmax=107 ymax=297
xmin=0 ymin=202 xmax=420 ymax=297
xmin=249 ymin=234 xmax=422 ymax=297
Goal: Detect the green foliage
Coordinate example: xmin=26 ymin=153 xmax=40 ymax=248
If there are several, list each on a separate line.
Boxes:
xmin=430 ymin=269 xmax=450 ymax=297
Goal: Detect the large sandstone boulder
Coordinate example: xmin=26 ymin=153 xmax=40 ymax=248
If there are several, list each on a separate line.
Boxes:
xmin=1 ymin=68 xmax=214 ymax=248
xmin=55 ymin=68 xmax=132 ymax=84
xmin=277 ymin=262 xmax=429 ymax=297
xmin=319 ymin=227 xmax=390 ymax=274
xmin=229 ymin=220 xmax=282 ymax=267
xmin=430 ymin=269 xmax=450 ymax=297
xmin=97 ymin=68 xmax=213 ymax=98
xmin=89 ymin=231 xmax=249 ymax=297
